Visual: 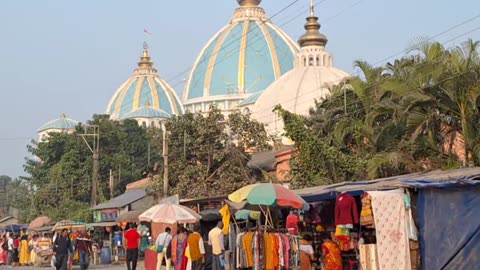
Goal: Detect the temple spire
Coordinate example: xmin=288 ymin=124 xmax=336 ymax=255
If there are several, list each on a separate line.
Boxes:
xmin=298 ymin=0 xmax=328 ymax=48
xmin=310 ymin=0 xmax=314 ymax=17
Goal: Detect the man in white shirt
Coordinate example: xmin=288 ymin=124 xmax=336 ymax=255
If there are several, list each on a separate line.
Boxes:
xmin=7 ymin=233 xmax=14 ymax=266
xmin=208 ymin=221 xmax=224 ymax=270
xmin=155 ymin=227 xmax=172 ymax=270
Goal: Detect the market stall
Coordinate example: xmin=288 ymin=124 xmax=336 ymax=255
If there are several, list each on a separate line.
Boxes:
xmin=225 ymin=183 xmax=308 ymax=270
xmin=139 ymin=203 xmax=202 ymax=270
xmin=295 ymin=167 xmax=480 ymax=270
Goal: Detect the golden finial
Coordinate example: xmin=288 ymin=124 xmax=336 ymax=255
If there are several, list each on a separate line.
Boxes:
xmin=137 ymin=42 xmax=154 ymax=69
xmin=298 ymin=0 xmax=328 ymax=47
xmin=60 ymin=113 xmax=66 ymax=119
xmin=145 ymin=101 xmax=151 ymax=107
xmin=237 ymin=0 xmax=261 ymax=7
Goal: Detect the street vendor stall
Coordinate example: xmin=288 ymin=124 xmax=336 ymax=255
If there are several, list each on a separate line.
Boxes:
xmin=139 ymin=203 xmax=202 ymax=270
xmin=225 ymin=183 xmax=308 ymax=270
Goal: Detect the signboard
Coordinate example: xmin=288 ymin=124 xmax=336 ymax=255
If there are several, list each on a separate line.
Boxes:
xmin=93 ymin=209 xmax=119 ymax=222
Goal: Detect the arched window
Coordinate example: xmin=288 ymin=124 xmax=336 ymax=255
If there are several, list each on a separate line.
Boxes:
xmin=323 ymin=55 xmax=328 ymax=66
xmin=151 ymin=121 xmax=156 ymax=128
xmin=142 ymin=121 xmax=147 ymax=128
xmin=302 ymin=56 xmax=306 ymax=66
xmin=308 ymin=56 xmax=314 ymax=66
xmin=316 ymin=56 xmax=320 ymax=66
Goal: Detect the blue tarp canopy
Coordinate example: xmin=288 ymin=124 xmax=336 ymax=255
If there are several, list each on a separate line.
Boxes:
xmin=295 ymin=167 xmax=480 ymax=202
xmin=0 ymin=224 xmax=28 ymax=232
xmin=418 ymin=186 xmax=480 ymax=270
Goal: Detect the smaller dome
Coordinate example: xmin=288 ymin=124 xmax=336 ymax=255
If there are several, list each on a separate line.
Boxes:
xmin=121 ymin=105 xmax=171 ymax=120
xmin=38 ymin=114 xmax=79 ymax=132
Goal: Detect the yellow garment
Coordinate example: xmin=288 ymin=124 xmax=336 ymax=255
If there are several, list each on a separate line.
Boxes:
xmin=264 ymin=233 xmax=275 ymax=270
xmin=19 ymin=239 xmax=30 ymax=264
xmin=243 ymin=232 xmax=254 ymax=267
xmin=219 ymin=204 xmax=231 ymax=235
xmin=29 ymin=240 xmax=36 ymax=264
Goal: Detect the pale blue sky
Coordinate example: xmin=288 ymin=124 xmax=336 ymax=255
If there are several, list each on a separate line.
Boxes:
xmin=1 ymin=0 xmax=479 ymax=178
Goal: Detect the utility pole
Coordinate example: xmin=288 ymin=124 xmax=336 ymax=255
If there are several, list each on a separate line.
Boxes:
xmin=109 ymin=169 xmax=114 ymax=198
xmin=81 ymin=125 xmax=100 ymax=207
xmin=162 ymin=124 xmax=169 ymax=196
xmin=147 ymin=143 xmax=151 ymax=166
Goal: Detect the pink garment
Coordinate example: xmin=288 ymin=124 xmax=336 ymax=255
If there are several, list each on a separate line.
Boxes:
xmin=281 ymin=234 xmax=291 ymax=269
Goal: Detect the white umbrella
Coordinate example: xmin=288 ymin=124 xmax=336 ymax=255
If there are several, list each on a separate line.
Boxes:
xmin=139 ymin=203 xmax=201 ymax=224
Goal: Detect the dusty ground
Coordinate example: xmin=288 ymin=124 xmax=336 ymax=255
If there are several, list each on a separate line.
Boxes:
xmin=0 ymin=262 xmax=147 ymax=270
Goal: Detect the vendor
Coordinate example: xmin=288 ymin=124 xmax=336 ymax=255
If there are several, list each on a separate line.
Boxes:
xmin=300 ymin=234 xmax=315 ymax=270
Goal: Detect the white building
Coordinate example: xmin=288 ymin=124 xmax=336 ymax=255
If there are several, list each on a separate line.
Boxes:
xmin=37 ymin=113 xmax=79 ymax=141
xmin=251 ymin=4 xmax=349 ymax=144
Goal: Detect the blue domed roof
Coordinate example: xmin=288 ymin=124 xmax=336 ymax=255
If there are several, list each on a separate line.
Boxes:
xmin=120 ymin=105 xmax=171 ymax=120
xmin=38 ymin=114 xmax=78 ymax=132
xmin=183 ymin=2 xmax=298 ymax=111
xmin=238 ymin=92 xmax=262 ymax=107
xmin=106 ymin=47 xmax=183 ymax=120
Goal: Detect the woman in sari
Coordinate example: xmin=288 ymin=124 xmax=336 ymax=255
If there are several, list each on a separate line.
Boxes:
xmin=19 ymin=229 xmax=30 ymax=265
xmin=29 ymin=234 xmax=39 ymax=265
xmin=171 ymin=228 xmax=188 ymax=270
xmin=299 ymin=234 xmax=315 ymax=270
xmin=321 ymin=233 xmax=342 ymax=270
xmin=0 ymin=235 xmax=7 ymax=265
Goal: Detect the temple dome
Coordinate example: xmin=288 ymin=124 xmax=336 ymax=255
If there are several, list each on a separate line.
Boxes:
xmin=252 ymin=6 xmax=349 ymax=143
xmin=106 ymin=43 xmax=183 ymax=121
xmin=37 ymin=113 xmax=79 ymax=141
xmin=183 ymin=0 xmax=299 ymax=113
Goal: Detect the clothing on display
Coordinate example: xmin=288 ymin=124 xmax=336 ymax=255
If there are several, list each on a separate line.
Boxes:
xmin=360 ymin=193 xmax=375 ymax=228
xmin=235 ymin=230 xmax=298 ymax=270
xmin=335 ymin=193 xmax=359 ymax=226
xmin=286 ymin=213 xmax=300 ymax=235
xmin=370 ymin=189 xmax=412 ymax=270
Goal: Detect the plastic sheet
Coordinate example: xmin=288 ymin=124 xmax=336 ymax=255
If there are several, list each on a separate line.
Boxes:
xmin=417 ymin=187 xmax=480 ymax=270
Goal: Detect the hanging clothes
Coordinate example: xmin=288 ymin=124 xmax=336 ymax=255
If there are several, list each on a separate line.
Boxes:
xmin=360 ymin=192 xmax=375 ymax=228
xmin=286 ymin=213 xmax=300 ymax=235
xmin=335 ymin=193 xmax=359 ymax=226
xmin=219 ymin=204 xmax=231 ymax=235
xmin=370 ymin=189 xmax=412 ymax=270
xmin=243 ymin=232 xmax=254 ymax=268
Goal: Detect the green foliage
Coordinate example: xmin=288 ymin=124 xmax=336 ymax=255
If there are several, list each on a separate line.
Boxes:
xmin=279 ymin=39 xmax=480 ymax=188
xmin=147 ymin=108 xmax=271 ymax=199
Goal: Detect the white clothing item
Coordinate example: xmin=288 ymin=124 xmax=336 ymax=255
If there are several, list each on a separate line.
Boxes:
xmin=156 ymin=249 xmax=171 ymax=270
xmin=155 ymin=232 xmax=173 ymax=248
xmin=299 ymin=244 xmax=314 ymax=255
xmin=7 ymin=238 xmax=13 ymax=251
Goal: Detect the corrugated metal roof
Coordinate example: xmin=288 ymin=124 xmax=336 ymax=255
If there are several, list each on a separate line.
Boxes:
xmin=92 ymin=189 xmax=147 ymax=210
xmin=247 ymin=146 xmax=295 ymax=171
xmin=296 ymin=167 xmax=480 ymax=201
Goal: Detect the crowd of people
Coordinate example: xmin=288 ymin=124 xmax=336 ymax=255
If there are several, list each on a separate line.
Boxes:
xmin=0 ymin=228 xmax=93 ymax=270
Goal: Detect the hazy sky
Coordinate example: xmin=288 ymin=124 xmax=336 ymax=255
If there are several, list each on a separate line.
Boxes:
xmin=1 ymin=0 xmax=479 ymax=178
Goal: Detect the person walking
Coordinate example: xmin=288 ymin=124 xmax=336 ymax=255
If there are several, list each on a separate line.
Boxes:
xmin=187 ymin=226 xmax=205 ymax=270
xmin=171 ymin=228 xmax=188 ymax=270
xmin=53 ymin=229 xmax=73 ymax=270
xmin=156 ymin=227 xmax=173 ymax=270
xmin=124 ymin=224 xmax=141 ymax=270
xmin=19 ymin=229 xmax=30 ymax=265
xmin=208 ymin=221 xmax=224 ymax=270
xmin=75 ymin=229 xmax=92 ymax=270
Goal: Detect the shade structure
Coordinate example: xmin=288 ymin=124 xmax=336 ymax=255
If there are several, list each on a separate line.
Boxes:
xmin=52 ymin=220 xmax=91 ymax=231
xmin=29 ymin=216 xmax=52 ymax=229
xmin=228 ymin=183 xmax=308 ymax=209
xmin=139 ymin=203 xmax=201 ymax=224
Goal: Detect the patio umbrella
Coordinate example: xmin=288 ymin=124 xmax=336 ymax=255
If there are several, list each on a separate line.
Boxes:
xmin=139 ymin=203 xmax=201 ymax=224
xmin=29 ymin=216 xmax=52 ymax=229
xmin=235 ymin=209 xmax=260 ymax=220
xmin=228 ymin=183 xmax=308 ymax=209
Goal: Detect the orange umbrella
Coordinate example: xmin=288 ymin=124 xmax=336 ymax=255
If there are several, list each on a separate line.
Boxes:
xmin=29 ymin=216 xmax=52 ymax=230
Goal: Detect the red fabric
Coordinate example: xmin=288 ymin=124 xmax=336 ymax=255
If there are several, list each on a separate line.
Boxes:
xmin=286 ymin=214 xmax=299 ymax=235
xmin=144 ymin=248 xmax=157 ymax=270
xmin=335 ymin=193 xmax=359 ymax=225
xmin=125 ymin=229 xmax=141 ymax=249
xmin=13 ymin=239 xmax=20 ymax=249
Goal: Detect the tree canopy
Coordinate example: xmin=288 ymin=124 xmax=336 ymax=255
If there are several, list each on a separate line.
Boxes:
xmin=278 ymin=39 xmax=480 ymax=189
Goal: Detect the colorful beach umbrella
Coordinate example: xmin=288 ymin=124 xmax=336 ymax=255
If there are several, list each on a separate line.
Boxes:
xmin=139 ymin=203 xmax=201 ymax=224
xmin=228 ymin=183 xmax=308 ymax=209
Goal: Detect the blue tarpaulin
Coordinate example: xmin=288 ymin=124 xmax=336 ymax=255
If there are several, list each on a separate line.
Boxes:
xmin=417 ymin=187 xmax=480 ymax=270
